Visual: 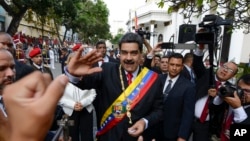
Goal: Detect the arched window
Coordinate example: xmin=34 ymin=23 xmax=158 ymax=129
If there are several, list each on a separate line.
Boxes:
xmin=158 ymin=34 xmax=163 ymax=42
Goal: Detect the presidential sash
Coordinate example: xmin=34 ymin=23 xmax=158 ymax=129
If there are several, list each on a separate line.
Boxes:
xmin=96 ymin=67 xmax=158 ymax=136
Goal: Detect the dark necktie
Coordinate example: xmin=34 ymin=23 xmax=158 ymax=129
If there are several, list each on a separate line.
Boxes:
xmin=200 ymin=81 xmax=221 ymax=123
xmin=39 ymin=67 xmax=43 ymax=72
xmin=220 ymin=112 xmax=233 ymax=141
xmin=190 ymin=69 xmax=195 ymax=83
xmin=216 ymin=81 xmax=221 ymax=90
xmin=163 ymin=80 xmax=172 ymax=100
xmin=127 ymin=73 xmax=133 ymax=85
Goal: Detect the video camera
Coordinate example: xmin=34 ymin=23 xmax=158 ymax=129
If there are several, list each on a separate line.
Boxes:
xmin=198 ymin=14 xmax=233 ymax=28
xmin=195 ymin=14 xmax=233 ymax=44
xmin=218 ymin=85 xmax=243 ymax=98
xmin=135 ymin=28 xmax=151 ymax=40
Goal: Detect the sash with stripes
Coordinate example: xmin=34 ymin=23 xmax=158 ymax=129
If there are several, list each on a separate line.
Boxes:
xmin=96 ymin=67 xmax=158 ymax=136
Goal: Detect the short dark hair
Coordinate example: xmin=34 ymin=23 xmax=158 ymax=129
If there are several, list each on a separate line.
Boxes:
xmin=96 ymin=40 xmax=106 ymax=47
xmin=118 ymin=32 xmax=143 ymax=52
xmin=161 ymin=55 xmax=169 ymax=59
xmin=168 ymin=53 xmax=184 ymax=63
xmin=154 ymin=55 xmax=161 ymax=60
xmin=61 ymin=47 xmax=68 ymax=52
xmin=183 ymin=53 xmax=193 ymax=63
xmin=237 ymin=74 xmax=250 ymax=85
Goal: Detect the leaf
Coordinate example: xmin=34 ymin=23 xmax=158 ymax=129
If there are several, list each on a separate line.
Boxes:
xmin=168 ymin=7 xmax=173 ymax=14
xmin=197 ymin=0 xmax=203 ymax=6
xmin=157 ymin=1 xmax=165 ymax=8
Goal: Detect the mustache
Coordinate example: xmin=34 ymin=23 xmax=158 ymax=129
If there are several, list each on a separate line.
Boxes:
xmin=3 ymin=77 xmax=15 ymax=83
xmin=124 ymin=60 xmax=134 ymax=64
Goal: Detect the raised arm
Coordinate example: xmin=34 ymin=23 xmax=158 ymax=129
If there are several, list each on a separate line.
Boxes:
xmin=67 ymin=47 xmax=103 ymax=76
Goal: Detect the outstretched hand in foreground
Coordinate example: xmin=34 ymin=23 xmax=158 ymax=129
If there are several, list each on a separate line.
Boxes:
xmin=2 ymin=72 xmax=69 ymax=141
xmin=67 ymin=47 xmax=103 ymax=76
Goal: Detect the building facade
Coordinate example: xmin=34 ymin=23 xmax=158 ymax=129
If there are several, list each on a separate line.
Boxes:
xmin=126 ymin=0 xmax=250 ymax=65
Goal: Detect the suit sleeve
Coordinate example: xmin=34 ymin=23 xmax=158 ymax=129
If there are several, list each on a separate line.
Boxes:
xmin=178 ymin=83 xmax=196 ymax=139
xmin=144 ymin=76 xmax=164 ymax=127
xmin=193 ymin=54 xmax=206 ymax=80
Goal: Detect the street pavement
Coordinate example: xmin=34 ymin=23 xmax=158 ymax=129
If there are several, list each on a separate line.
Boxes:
xmin=50 ymin=60 xmax=98 ymax=139
xmin=51 ymin=61 xmax=62 ymax=78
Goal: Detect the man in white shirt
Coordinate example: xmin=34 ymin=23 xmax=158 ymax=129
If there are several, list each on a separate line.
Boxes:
xmin=49 ymin=46 xmax=55 ymax=69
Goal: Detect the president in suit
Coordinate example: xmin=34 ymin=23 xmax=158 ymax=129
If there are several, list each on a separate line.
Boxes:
xmin=162 ymin=53 xmax=196 ymax=141
xmin=65 ymin=32 xmax=163 ymax=141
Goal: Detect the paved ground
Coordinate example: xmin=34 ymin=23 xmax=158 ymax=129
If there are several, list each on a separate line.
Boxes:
xmin=51 ymin=61 xmax=63 ymax=78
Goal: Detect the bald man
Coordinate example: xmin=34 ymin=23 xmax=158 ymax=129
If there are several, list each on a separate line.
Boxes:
xmin=0 ymin=32 xmax=34 ymax=81
xmin=0 ymin=49 xmax=16 ymax=141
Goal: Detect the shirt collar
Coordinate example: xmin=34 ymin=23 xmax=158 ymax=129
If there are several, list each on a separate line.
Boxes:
xmin=184 ymin=64 xmax=192 ymax=72
xmin=33 ymin=63 xmax=43 ymax=69
xmin=167 ymin=73 xmax=180 ymax=84
xmin=125 ymin=66 xmax=139 ymax=78
xmin=215 ymin=76 xmax=226 ymax=85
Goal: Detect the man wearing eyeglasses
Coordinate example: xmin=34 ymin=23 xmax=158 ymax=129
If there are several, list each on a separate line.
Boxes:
xmin=189 ymin=43 xmax=238 ymax=141
xmin=0 ymin=32 xmax=34 ymax=81
xmin=212 ymin=74 xmax=250 ymax=141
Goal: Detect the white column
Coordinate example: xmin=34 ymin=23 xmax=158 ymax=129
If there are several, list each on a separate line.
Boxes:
xmin=150 ymin=21 xmax=155 ymax=47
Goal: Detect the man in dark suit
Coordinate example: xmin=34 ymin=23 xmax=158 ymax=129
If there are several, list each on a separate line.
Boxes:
xmin=191 ymin=43 xmax=238 ymax=141
xmin=0 ymin=32 xmax=34 ymax=81
xmin=161 ymin=53 xmax=195 ymax=141
xmin=65 ymin=32 xmax=163 ymax=141
xmin=181 ymin=52 xmax=196 ymax=83
xmin=95 ymin=40 xmax=119 ymax=67
xmin=212 ymin=74 xmax=250 ymax=141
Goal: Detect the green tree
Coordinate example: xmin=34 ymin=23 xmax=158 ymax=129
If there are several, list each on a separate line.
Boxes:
xmin=0 ymin=0 xmax=111 ymax=46
xmin=77 ymin=0 xmax=111 ymax=44
xmin=0 ymin=0 xmax=56 ymax=36
xmin=155 ymin=0 xmax=250 ymax=32
xmin=110 ymin=28 xmax=125 ymax=45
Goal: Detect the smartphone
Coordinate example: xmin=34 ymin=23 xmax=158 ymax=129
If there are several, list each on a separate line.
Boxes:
xmin=161 ymin=42 xmax=174 ymax=49
xmin=82 ymin=47 xmax=93 ymax=56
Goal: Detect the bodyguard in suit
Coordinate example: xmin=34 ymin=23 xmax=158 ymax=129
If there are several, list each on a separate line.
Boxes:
xmin=191 ymin=43 xmax=238 ymax=141
xmin=65 ymin=32 xmax=163 ymax=141
xmin=162 ymin=53 xmax=196 ymax=141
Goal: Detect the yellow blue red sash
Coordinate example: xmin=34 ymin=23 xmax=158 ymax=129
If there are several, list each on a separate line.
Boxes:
xmin=96 ymin=67 xmax=158 ymax=136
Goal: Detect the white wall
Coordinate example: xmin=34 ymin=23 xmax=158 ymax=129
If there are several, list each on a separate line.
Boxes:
xmin=229 ymin=29 xmax=250 ymax=64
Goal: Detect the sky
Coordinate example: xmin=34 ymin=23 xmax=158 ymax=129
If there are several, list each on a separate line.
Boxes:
xmin=102 ymin=0 xmax=145 ymax=34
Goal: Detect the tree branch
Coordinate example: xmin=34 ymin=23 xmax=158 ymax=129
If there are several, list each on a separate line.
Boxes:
xmin=0 ymin=0 xmax=15 ymax=15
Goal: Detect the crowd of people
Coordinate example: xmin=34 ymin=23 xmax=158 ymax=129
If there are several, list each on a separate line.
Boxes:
xmin=0 ymin=30 xmax=250 ymax=141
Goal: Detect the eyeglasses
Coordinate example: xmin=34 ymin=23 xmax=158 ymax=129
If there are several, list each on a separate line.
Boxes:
xmin=222 ymin=64 xmax=234 ymax=73
xmin=0 ymin=42 xmax=13 ymax=48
